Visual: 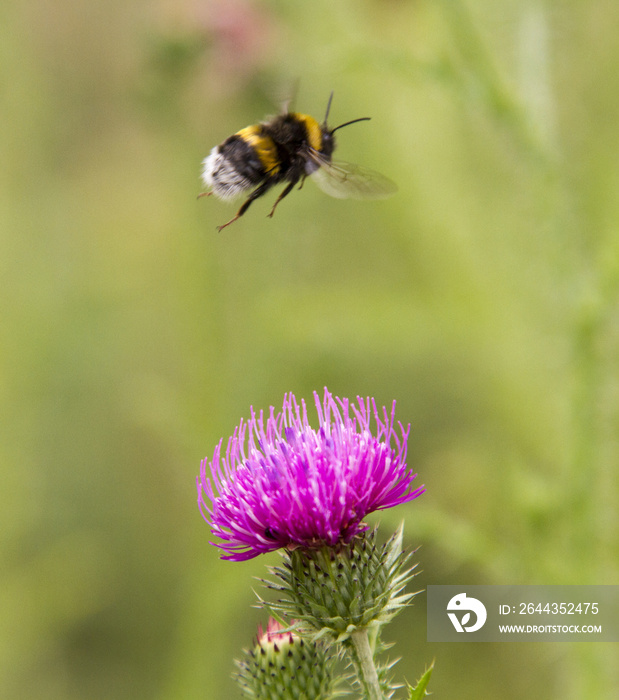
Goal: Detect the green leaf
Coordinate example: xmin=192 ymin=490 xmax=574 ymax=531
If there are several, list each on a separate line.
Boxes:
xmin=407 ymin=661 xmax=434 ymax=700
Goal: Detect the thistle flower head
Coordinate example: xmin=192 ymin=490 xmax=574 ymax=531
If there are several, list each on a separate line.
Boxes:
xmin=235 ymin=617 xmax=340 ymax=699
xmin=197 ymin=388 xmax=424 ymax=561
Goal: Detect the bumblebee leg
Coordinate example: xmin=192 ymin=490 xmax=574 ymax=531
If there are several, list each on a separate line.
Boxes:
xmin=297 ymin=175 xmax=307 ymax=191
xmin=216 ymin=181 xmax=273 ymax=232
xmin=267 ymin=179 xmax=299 ymax=218
xmin=216 ymin=213 xmax=242 ymax=232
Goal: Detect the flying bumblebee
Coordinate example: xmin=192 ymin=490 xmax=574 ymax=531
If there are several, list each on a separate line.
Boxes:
xmin=199 ymin=93 xmax=397 ymax=231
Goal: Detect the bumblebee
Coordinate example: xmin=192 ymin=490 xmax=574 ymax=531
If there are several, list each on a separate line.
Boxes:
xmin=200 ymin=93 xmax=397 ymax=231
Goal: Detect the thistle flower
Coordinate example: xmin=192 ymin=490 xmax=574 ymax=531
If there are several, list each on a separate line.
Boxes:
xmin=197 ymin=388 xmax=424 ymax=561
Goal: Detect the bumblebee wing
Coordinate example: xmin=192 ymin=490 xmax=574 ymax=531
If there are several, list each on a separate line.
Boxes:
xmin=309 ymin=154 xmax=398 ymax=200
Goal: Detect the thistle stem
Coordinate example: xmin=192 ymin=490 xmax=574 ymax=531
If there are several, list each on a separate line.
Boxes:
xmin=348 ymin=628 xmax=383 ymax=700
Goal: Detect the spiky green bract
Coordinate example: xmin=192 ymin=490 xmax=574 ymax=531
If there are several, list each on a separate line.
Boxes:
xmin=406 ymin=661 xmax=434 ymax=700
xmin=235 ymin=618 xmax=342 ymax=700
xmin=263 ymin=524 xmax=419 ymax=644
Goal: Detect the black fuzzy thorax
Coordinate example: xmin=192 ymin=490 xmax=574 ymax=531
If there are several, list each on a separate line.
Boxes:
xmin=265 ymin=114 xmax=335 ymax=170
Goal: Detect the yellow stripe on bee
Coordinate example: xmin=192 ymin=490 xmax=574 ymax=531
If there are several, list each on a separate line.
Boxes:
xmin=292 ymin=114 xmax=323 ymax=152
xmin=236 ymin=125 xmax=281 ymax=175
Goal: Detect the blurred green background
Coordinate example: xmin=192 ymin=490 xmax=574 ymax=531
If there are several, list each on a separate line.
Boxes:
xmin=2 ymin=0 xmax=618 ymax=698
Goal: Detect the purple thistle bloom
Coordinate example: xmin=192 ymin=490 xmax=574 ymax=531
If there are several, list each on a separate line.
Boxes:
xmin=197 ymin=388 xmax=425 ymax=561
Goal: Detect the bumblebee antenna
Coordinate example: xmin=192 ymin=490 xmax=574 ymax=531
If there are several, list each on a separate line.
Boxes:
xmin=331 ymin=116 xmax=371 ymax=133
xmin=323 ymin=91 xmax=335 ymax=125
xmin=324 ymin=91 xmax=371 ymax=132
